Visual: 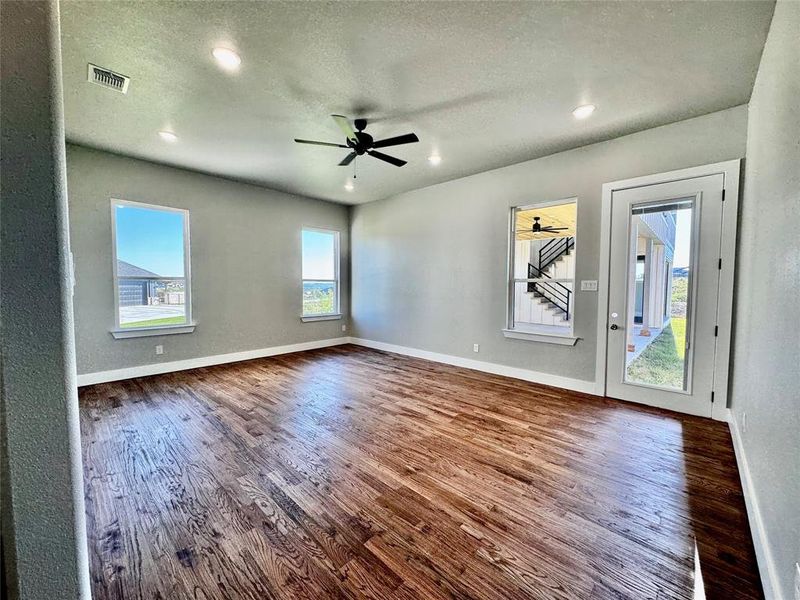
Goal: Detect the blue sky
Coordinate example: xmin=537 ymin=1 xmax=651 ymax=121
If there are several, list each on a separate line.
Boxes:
xmin=115 ymin=204 xmax=185 ymax=277
xmin=302 ymin=229 xmax=335 ymax=279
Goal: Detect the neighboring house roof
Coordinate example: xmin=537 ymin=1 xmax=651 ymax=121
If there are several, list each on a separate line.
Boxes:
xmin=673 ymin=266 xmax=689 ymax=278
xmin=117 ymin=260 xmax=160 ymax=278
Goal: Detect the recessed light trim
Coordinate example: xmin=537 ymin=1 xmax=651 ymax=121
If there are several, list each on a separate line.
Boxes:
xmin=212 ymin=47 xmax=241 ymax=71
xmin=158 ymin=130 xmax=178 ymax=142
xmin=572 ymin=104 xmax=596 ymax=119
xmin=428 ymin=154 xmax=442 ymax=166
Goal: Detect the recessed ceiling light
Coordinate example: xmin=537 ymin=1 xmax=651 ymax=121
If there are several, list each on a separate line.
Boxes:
xmin=572 ymin=104 xmax=596 ymax=119
xmin=428 ymin=154 xmax=442 ymax=166
xmin=344 ymin=181 xmax=354 ymax=191
xmin=212 ymin=47 xmax=241 ymax=71
xmin=158 ymin=130 xmax=178 ymax=142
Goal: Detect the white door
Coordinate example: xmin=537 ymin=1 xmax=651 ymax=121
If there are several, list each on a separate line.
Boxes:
xmin=605 ymin=175 xmax=724 ymax=417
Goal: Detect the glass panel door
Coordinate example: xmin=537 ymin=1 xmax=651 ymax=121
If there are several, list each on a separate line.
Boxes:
xmin=623 ymin=198 xmax=695 ymax=392
xmin=605 ymin=175 xmax=724 ymax=417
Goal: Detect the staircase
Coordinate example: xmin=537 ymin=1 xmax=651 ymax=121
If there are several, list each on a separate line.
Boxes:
xmin=527 ymin=237 xmax=574 ymax=322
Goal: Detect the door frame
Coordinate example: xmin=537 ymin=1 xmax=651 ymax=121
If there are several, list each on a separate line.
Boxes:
xmin=594 ymin=160 xmax=741 ymax=421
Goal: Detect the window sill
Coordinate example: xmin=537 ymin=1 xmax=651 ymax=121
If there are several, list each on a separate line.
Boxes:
xmin=502 ymin=328 xmax=579 ymax=346
xmin=111 ymin=323 xmax=197 ymax=339
xmin=301 ymin=313 xmax=342 ymax=323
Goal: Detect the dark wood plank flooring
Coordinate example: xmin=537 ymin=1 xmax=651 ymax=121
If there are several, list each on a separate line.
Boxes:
xmin=79 ymin=345 xmax=762 ymax=600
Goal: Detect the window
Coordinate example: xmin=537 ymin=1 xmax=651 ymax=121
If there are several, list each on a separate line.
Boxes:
xmin=301 ymin=228 xmax=340 ymax=320
xmin=505 ymin=199 xmax=577 ymax=343
xmin=111 ymin=200 xmax=192 ymax=336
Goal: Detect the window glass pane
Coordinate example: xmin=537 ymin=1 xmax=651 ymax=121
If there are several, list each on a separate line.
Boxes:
xmin=303 ymin=281 xmax=336 ymax=315
xmin=115 ymin=204 xmax=184 ymax=277
xmin=513 ymin=203 xmax=576 ymax=279
xmin=114 ymin=203 xmax=187 ymax=328
xmin=624 ymin=199 xmax=693 ymax=390
xmin=302 ymin=229 xmax=335 ymax=280
xmin=512 ymin=280 xmax=574 ymax=332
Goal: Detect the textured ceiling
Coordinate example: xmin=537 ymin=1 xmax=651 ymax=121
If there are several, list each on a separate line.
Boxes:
xmin=59 ymin=1 xmax=774 ymax=205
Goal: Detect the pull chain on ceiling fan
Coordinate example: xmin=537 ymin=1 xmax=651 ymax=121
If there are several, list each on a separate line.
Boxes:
xmin=294 ymin=115 xmax=419 ymax=169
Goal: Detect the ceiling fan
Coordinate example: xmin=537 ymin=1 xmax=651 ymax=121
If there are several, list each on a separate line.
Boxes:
xmin=518 ymin=216 xmax=570 ymax=234
xmin=294 ymin=115 xmax=419 ymax=168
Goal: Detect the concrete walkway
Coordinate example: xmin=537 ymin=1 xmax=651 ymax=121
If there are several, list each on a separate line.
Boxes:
xmin=626 ymin=323 xmax=664 ymax=364
xmin=120 ymin=304 xmax=185 ymax=324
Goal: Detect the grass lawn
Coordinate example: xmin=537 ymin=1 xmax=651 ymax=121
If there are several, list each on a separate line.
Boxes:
xmin=626 ymin=317 xmax=687 ymax=388
xmin=671 ymin=316 xmax=686 ymax=359
xmin=121 ymin=316 xmax=187 ymax=328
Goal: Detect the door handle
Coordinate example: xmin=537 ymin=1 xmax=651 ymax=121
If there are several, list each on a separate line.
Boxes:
xmin=610 ymin=324 xmax=620 ymax=330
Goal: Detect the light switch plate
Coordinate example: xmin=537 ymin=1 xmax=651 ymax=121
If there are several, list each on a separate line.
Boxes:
xmin=581 ymin=280 xmax=598 ymax=291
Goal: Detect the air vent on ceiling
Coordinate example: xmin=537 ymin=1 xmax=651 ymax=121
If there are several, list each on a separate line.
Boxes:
xmin=87 ymin=64 xmax=130 ymax=94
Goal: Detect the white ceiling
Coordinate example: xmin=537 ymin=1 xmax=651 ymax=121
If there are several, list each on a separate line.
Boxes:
xmin=59 ymin=1 xmax=774 ymax=205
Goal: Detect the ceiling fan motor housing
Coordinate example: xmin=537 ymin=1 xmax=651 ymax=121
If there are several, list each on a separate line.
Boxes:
xmin=349 ymin=131 xmax=374 ymax=155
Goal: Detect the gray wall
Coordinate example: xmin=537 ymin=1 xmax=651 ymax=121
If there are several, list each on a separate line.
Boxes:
xmin=1 ymin=1 xmax=90 ymax=598
xmin=730 ymin=2 xmax=800 ymax=598
xmin=67 ymin=145 xmax=350 ymax=375
xmin=351 ymin=106 xmax=747 ymax=382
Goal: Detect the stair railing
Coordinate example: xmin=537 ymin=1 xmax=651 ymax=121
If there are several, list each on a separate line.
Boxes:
xmin=539 ymin=236 xmax=575 ymax=273
xmin=527 ymin=263 xmax=572 ymax=321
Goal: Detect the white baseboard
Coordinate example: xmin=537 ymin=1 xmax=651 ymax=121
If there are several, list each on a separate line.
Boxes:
xmin=76 ymin=337 xmax=350 ymax=386
xmin=348 ymin=337 xmax=598 ymax=395
xmin=728 ymin=410 xmax=781 ymax=600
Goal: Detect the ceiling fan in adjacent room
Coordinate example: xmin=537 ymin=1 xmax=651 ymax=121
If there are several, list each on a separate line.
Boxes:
xmin=294 ymin=115 xmax=419 ymax=168
xmin=519 ymin=216 xmax=570 ymax=235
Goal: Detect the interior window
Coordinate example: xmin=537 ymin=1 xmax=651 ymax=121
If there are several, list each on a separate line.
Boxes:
xmin=508 ymin=200 xmax=577 ymax=336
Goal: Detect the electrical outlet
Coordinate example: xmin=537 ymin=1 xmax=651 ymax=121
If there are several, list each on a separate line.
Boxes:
xmin=341 ymin=324 xmax=347 ymax=332
xmin=155 ymin=345 xmax=164 ymax=355
xmin=473 ymin=343 xmax=480 ymax=353
xmin=742 ymin=412 xmax=747 ymax=433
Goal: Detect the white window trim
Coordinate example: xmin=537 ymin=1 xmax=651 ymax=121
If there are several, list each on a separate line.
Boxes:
xmin=501 ymin=329 xmax=578 ymax=345
xmin=110 ymin=199 xmax=195 ymax=338
xmin=301 ymin=314 xmax=342 ymax=323
xmin=301 ymin=226 xmax=340 ymax=320
xmin=505 ymin=198 xmax=578 ymax=344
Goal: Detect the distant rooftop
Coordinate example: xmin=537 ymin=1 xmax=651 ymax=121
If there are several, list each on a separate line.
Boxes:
xmin=117 ymin=260 xmax=160 ymax=278
xmin=673 ymin=266 xmax=689 ymax=278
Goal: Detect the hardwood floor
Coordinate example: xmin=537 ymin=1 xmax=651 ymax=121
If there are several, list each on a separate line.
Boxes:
xmin=79 ymin=345 xmax=761 ymax=600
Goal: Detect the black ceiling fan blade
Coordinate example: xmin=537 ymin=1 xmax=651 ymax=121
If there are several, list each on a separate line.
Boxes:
xmin=541 ymin=227 xmax=569 ymax=231
xmin=372 ymin=133 xmax=420 ymax=149
xmin=338 ymin=152 xmax=357 ymax=166
xmin=295 ymin=138 xmax=348 ymax=148
xmin=367 ymin=150 xmax=406 ymax=167
xmin=331 ymin=114 xmax=357 ymax=143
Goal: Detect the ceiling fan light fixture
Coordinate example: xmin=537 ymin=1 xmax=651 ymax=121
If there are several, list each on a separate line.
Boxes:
xmin=344 ymin=181 xmax=354 ymax=192
xmin=428 ymin=154 xmax=442 ymax=166
xmin=158 ymin=130 xmax=178 ymax=142
xmin=572 ymin=104 xmax=596 ymax=119
xmin=212 ymin=47 xmax=241 ymax=71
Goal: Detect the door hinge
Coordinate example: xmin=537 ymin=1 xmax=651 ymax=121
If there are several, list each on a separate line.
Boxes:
xmin=711 ymin=391 xmax=715 ymax=403
xmin=721 ymin=188 xmax=726 ymax=202
xmin=714 ymin=325 xmax=719 ymax=337
xmin=718 ymin=258 xmax=723 ymax=270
